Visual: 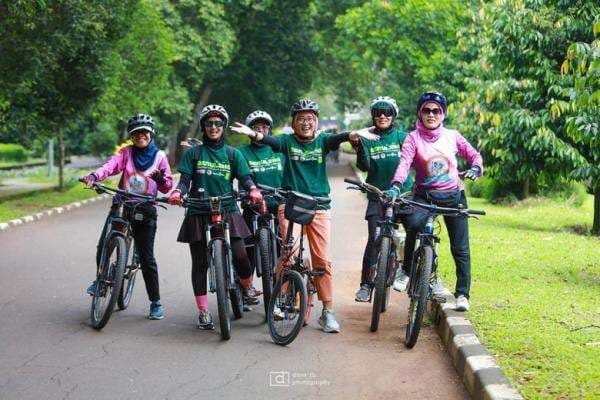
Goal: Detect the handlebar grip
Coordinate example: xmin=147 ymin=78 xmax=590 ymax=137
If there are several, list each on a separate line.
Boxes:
xmin=343 ymin=178 xmax=363 ymax=186
xmin=469 ymin=209 xmax=486 ymax=216
xmin=78 ymin=177 xmax=85 ymax=183
xmin=257 ymin=183 xmax=277 ymax=192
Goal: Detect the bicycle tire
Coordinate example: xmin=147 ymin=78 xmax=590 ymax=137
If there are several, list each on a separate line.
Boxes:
xmin=371 ymin=236 xmax=391 ymax=332
xmin=230 ymin=277 xmax=244 ymax=320
xmin=381 ymin=286 xmax=391 ymax=313
xmin=91 ymin=235 xmax=126 ymax=330
xmin=257 ymin=227 xmax=274 ymax=318
xmin=118 ymin=240 xmax=138 ymax=310
xmin=212 ymin=239 xmax=232 ymax=340
xmin=267 ymin=269 xmax=306 ymax=346
xmin=405 ymin=245 xmax=433 ymax=348
xmin=304 ymin=275 xmax=315 ymax=326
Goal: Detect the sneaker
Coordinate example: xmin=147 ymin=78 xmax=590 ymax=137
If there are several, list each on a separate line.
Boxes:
xmin=148 ymin=301 xmax=164 ymax=320
xmin=272 ymin=305 xmax=284 ymax=321
xmin=318 ymin=309 xmax=340 ymax=333
xmin=432 ymin=277 xmax=446 ymax=296
xmin=455 ymin=295 xmax=470 ymax=312
xmin=242 ymin=285 xmax=260 ymax=305
xmin=197 ymin=311 xmax=215 ymax=330
xmin=392 ymin=271 xmax=410 ymax=292
xmin=354 ymin=284 xmax=370 ymax=302
xmin=86 ymin=281 xmax=97 ymax=296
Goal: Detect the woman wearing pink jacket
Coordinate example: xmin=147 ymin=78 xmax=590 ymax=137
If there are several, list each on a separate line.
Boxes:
xmin=387 ymin=92 xmax=483 ymax=312
xmin=82 ymin=114 xmax=173 ymax=320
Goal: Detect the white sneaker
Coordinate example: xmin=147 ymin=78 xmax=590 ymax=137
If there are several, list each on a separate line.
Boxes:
xmin=393 ymin=270 xmax=410 ymax=292
xmin=272 ymin=305 xmax=285 ymax=320
xmin=455 ymin=295 xmax=470 ymax=312
xmin=432 ymin=277 xmax=446 ymax=296
xmin=318 ymin=309 xmax=340 ymax=333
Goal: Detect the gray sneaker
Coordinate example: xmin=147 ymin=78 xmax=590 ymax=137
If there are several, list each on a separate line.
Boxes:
xmin=318 ymin=309 xmax=340 ymax=333
xmin=432 ymin=277 xmax=446 ymax=296
xmin=355 ymin=284 xmax=370 ymax=302
xmin=392 ymin=270 xmax=410 ymax=292
xmin=197 ymin=311 xmax=215 ymax=330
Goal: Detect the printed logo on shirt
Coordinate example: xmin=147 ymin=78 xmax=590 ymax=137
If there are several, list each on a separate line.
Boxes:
xmin=247 ymin=157 xmax=282 ymax=173
xmin=424 ymin=156 xmax=451 ymax=185
xmin=126 ymin=173 xmax=150 ymax=194
xmin=195 ymin=160 xmax=231 ymax=180
xmin=289 ymin=147 xmax=323 ymax=163
xmin=370 ymin=143 xmax=401 ymax=160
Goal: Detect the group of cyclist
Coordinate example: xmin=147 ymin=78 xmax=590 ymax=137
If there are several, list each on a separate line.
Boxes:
xmin=82 ymin=91 xmax=483 ymax=333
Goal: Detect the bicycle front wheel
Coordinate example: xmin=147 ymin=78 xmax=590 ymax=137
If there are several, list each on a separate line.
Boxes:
xmin=91 ymin=235 xmax=126 ymax=330
xmin=405 ymin=245 xmax=433 ymax=348
xmin=371 ymin=236 xmax=391 ymax=332
xmin=212 ymin=239 xmax=232 ymax=340
xmin=257 ymin=227 xmax=274 ymax=318
xmin=118 ymin=240 xmax=138 ymax=310
xmin=267 ymin=269 xmax=306 ymax=346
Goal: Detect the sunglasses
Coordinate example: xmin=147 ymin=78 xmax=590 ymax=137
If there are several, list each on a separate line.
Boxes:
xmin=203 ymin=120 xmax=224 ymax=128
xmin=421 ymin=107 xmax=441 ymax=116
xmin=372 ymin=108 xmax=394 ymax=118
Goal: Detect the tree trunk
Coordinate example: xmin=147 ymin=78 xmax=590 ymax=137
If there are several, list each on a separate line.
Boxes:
xmin=58 ymin=131 xmax=66 ymax=192
xmin=522 ymin=177 xmax=530 ymax=199
xmin=169 ymin=84 xmax=212 ymax=167
xmin=592 ymin=186 xmax=600 ymax=236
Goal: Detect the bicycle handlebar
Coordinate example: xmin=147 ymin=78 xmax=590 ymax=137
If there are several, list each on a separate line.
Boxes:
xmin=256 ymin=183 xmax=330 ymax=204
xmin=79 ymin=179 xmax=169 ymax=204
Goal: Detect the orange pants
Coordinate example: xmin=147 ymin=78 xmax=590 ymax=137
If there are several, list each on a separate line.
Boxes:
xmin=277 ymin=205 xmax=333 ymax=302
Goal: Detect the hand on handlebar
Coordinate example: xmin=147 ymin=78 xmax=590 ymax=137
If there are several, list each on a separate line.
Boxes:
xmin=384 ymin=184 xmax=402 ymax=199
xmin=248 ymin=187 xmax=264 ymax=204
xmin=461 ymin=166 xmax=481 ymax=181
xmin=168 ymin=190 xmax=182 ymax=206
xmin=81 ymin=174 xmax=97 ymax=188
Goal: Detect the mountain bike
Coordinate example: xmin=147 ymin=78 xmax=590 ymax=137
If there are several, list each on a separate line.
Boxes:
xmin=259 ymin=186 xmax=329 ymax=345
xmin=82 ymin=180 xmax=168 ymax=330
xmin=183 ymin=190 xmax=245 ymax=340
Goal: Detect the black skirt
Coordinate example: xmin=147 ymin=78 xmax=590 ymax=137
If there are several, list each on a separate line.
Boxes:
xmin=177 ymin=212 xmax=252 ymax=243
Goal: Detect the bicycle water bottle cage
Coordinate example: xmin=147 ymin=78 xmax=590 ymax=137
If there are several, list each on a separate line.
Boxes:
xmin=284 ymin=191 xmax=317 ymax=225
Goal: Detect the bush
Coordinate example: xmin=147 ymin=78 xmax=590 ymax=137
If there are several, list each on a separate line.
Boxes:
xmin=0 ymin=143 xmax=28 ymax=162
xmin=540 ymin=180 xmax=588 ymax=208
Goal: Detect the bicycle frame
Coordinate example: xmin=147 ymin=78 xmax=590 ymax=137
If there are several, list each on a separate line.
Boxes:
xmin=202 ymin=197 xmax=235 ymax=292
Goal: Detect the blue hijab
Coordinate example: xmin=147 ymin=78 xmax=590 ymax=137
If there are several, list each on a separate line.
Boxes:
xmin=131 ymin=139 xmax=159 ymax=171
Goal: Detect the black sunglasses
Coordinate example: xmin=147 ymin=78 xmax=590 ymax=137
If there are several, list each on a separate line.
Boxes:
xmin=372 ymin=108 xmax=394 ymax=118
xmin=421 ymin=107 xmax=441 ymax=116
xmin=203 ymin=120 xmax=224 ymax=128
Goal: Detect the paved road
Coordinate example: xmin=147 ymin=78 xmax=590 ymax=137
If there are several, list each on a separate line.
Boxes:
xmin=0 ymin=159 xmax=467 ymax=400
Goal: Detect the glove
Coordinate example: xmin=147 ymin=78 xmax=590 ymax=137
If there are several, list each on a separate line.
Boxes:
xmin=248 ymin=187 xmax=263 ymax=204
xmin=150 ymin=169 xmax=166 ymax=185
xmin=385 ymin=184 xmax=402 ymax=199
xmin=81 ymin=173 xmax=97 ymax=187
xmin=168 ymin=190 xmax=182 ymax=206
xmin=463 ymin=166 xmax=481 ymax=181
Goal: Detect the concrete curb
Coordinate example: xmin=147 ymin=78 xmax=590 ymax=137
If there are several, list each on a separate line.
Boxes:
xmin=0 ymin=194 xmax=111 ymax=232
xmin=349 ymin=161 xmax=522 ymax=400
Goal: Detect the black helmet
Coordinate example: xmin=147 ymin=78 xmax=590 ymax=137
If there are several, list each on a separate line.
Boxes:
xmin=127 ymin=114 xmax=155 ymax=135
xmin=417 ymin=92 xmax=447 ymax=114
xmin=290 ymin=99 xmax=320 ymax=117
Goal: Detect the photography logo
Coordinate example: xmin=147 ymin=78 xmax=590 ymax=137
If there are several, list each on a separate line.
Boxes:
xmin=269 ymin=371 xmax=290 ymax=387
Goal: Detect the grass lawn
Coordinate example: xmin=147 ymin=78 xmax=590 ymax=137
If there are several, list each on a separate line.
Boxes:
xmin=435 ymin=195 xmax=599 ymax=399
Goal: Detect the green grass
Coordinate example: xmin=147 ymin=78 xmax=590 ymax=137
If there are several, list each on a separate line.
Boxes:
xmin=435 ymin=195 xmax=600 ymax=399
xmin=0 ymin=158 xmax=46 ymax=168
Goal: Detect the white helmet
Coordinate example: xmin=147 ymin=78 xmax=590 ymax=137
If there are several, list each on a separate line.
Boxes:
xmin=245 ymin=110 xmax=273 ymax=127
xmin=198 ymin=104 xmax=229 ymax=128
xmin=370 ymin=96 xmax=399 ymax=117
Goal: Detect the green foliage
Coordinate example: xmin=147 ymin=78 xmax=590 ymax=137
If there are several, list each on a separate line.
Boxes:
xmin=0 ymin=143 xmax=28 ymax=163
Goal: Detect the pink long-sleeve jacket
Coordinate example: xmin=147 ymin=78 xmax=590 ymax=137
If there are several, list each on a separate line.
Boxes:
xmin=392 ymin=127 xmax=483 ymax=192
xmin=93 ymin=145 xmax=173 ymax=196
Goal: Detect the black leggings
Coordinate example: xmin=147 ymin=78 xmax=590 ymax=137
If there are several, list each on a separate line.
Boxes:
xmin=189 ymin=237 xmax=252 ymax=296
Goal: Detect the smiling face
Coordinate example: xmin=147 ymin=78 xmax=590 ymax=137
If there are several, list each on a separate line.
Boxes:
xmin=131 ymin=130 xmax=151 ymax=148
xmin=372 ymin=108 xmax=394 ymax=130
xmin=203 ymin=116 xmax=224 ymax=141
xmin=292 ymin=111 xmax=318 ymax=140
xmin=251 ymin=120 xmax=270 ymax=136
xmin=420 ymin=101 xmax=443 ymax=129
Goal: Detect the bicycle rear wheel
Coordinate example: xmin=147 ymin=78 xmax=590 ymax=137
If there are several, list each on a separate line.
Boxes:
xmin=267 ymin=269 xmax=306 ymax=346
xmin=405 ymin=245 xmax=433 ymax=348
xmin=118 ymin=240 xmax=138 ymax=310
xmin=91 ymin=235 xmax=126 ymax=330
xmin=371 ymin=237 xmax=391 ymax=332
xmin=212 ymin=239 xmax=231 ymax=340
xmin=257 ymin=227 xmax=274 ymax=318
xmin=230 ymin=276 xmax=244 ymax=320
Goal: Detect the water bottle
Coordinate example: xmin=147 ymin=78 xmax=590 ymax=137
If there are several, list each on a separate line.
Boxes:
xmin=392 ymin=227 xmax=406 ymax=264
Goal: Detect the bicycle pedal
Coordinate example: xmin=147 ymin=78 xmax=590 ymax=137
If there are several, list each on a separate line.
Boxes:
xmin=432 ymin=295 xmax=447 ymax=304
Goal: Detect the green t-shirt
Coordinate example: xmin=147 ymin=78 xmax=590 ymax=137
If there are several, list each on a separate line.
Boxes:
xmin=238 ymin=143 xmax=284 ymax=208
xmin=178 ymin=144 xmax=251 ymax=215
xmin=360 ymin=127 xmax=414 ymax=201
xmin=277 ymin=133 xmax=333 ymax=210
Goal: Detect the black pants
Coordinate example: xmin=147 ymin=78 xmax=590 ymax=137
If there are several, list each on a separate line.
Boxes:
xmin=96 ymin=205 xmax=161 ymax=302
xmin=361 ymin=200 xmax=383 ymax=286
xmin=400 ymin=191 xmax=471 ymax=298
xmin=189 ymin=236 xmax=253 ymax=296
